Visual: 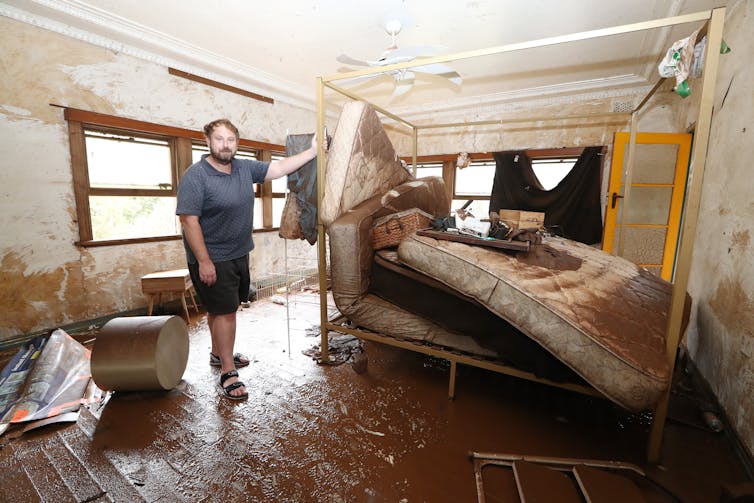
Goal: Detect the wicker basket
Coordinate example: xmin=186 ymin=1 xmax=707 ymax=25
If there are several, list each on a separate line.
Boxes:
xmin=372 ymin=208 xmax=434 ymax=250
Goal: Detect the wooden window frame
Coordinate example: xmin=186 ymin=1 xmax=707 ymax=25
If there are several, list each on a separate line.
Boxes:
xmin=65 ymin=108 xmax=284 ymax=247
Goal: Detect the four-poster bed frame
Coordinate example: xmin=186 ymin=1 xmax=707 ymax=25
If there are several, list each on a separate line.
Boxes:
xmin=313 ymin=7 xmax=726 ymax=462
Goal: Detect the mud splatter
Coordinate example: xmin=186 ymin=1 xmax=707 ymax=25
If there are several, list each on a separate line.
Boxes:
xmin=730 ymin=229 xmax=750 ymax=252
xmin=0 ymin=251 xmax=66 ymax=336
xmin=708 ymin=276 xmax=754 ymax=339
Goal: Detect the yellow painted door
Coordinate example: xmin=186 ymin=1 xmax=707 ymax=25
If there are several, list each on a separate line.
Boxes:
xmin=602 ymin=132 xmax=692 ymax=280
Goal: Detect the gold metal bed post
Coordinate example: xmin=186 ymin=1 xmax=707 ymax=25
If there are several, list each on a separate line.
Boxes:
xmin=315 ymin=8 xmax=724 ymax=463
xmin=316 ymin=77 xmax=329 ymax=363
xmin=647 ymin=6 xmax=726 ymax=463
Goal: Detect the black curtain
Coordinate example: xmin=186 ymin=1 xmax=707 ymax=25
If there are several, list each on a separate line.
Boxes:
xmin=488 ymin=147 xmax=603 ymax=245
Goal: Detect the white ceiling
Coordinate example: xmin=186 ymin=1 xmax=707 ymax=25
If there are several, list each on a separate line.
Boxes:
xmin=1 ymin=0 xmax=725 ymax=121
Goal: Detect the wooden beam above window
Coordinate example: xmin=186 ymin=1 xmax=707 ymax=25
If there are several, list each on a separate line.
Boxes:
xmin=168 ymin=68 xmax=274 ymax=104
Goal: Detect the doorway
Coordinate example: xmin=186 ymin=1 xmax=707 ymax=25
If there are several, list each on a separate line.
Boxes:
xmin=602 ymin=132 xmax=692 ymax=280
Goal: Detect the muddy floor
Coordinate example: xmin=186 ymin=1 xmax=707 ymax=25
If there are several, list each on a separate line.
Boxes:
xmin=0 ymin=292 xmax=751 ymax=502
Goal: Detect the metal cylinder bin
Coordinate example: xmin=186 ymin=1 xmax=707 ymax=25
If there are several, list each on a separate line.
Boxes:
xmin=91 ymin=315 xmax=189 ymax=391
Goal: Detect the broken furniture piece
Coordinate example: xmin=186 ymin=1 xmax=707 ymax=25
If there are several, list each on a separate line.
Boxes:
xmin=141 ymin=268 xmax=199 ymax=322
xmin=470 ymin=451 xmax=679 ymax=502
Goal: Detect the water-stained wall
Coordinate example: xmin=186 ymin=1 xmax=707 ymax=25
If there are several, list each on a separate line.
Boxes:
xmin=0 ymin=17 xmax=317 ymax=341
xmin=684 ymin=0 xmax=754 ymax=460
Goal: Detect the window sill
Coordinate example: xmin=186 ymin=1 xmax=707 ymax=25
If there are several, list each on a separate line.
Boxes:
xmin=77 ymin=235 xmax=182 ymax=247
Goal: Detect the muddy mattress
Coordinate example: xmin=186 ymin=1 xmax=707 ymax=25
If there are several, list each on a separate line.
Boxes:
xmin=397 ymin=233 xmax=676 ymax=412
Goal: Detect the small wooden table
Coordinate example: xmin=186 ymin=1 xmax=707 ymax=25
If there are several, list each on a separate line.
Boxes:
xmin=141 ymin=269 xmax=199 ymax=322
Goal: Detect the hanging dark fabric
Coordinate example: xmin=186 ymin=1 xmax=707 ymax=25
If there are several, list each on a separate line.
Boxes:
xmin=279 ymin=133 xmax=318 ymax=244
xmin=488 ymin=147 xmax=603 ymax=245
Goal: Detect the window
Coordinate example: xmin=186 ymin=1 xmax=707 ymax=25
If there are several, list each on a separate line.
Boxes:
xmin=531 ymin=156 xmax=578 ymax=190
xmin=84 ymin=128 xmax=179 ymax=241
xmin=453 ymin=158 xmax=495 ymax=218
xmin=413 ymin=161 xmax=443 ymax=179
xmin=66 ymin=108 xmax=285 ymax=246
xmin=270 ymin=153 xmax=287 ymax=229
xmin=402 ymin=155 xmax=494 ymax=218
xmin=405 ymin=149 xmax=584 ymax=220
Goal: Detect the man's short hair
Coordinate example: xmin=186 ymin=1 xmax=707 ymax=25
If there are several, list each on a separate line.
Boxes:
xmin=204 ymin=119 xmax=239 ymax=139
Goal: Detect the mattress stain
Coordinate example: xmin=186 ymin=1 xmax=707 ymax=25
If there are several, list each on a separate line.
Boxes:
xmin=514 ymin=244 xmax=583 ymax=272
xmin=730 ymin=229 xmax=750 ymax=252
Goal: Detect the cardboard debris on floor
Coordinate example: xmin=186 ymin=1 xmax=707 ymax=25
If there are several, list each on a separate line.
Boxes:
xmin=0 ymin=329 xmax=103 ymax=438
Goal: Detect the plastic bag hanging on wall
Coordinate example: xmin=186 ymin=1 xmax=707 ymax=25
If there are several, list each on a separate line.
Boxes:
xmin=657 ymin=28 xmax=700 ymax=98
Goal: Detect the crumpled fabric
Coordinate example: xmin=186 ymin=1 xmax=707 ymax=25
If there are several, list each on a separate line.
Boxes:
xmin=279 ymin=133 xmax=318 ymax=244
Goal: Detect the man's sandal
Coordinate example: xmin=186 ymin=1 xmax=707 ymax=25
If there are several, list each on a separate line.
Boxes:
xmin=219 ymin=370 xmax=248 ymax=400
xmin=209 ymin=352 xmax=250 ymax=368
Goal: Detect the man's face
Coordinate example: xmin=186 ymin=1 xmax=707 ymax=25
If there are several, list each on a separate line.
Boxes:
xmin=206 ymin=125 xmax=238 ymax=164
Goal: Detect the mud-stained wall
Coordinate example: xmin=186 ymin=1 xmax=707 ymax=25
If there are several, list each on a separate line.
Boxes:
xmin=684 ymin=0 xmax=754 ymax=459
xmin=387 ymin=82 xmax=683 ymax=157
xmin=0 ymin=17 xmax=317 ymax=340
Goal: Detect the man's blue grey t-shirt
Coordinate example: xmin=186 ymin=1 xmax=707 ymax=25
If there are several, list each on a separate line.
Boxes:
xmin=176 ymin=154 xmax=269 ymax=264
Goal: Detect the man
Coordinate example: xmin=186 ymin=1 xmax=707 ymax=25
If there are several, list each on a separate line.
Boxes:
xmin=176 ymin=118 xmax=323 ymax=400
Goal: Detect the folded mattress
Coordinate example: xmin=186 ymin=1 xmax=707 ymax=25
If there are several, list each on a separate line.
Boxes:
xmin=398 ymin=233 xmax=676 ymax=411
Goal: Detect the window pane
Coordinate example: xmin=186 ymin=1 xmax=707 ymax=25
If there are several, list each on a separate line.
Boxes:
xmin=90 ymin=196 xmax=179 ymax=240
xmin=531 ymin=158 xmax=576 ymax=190
xmin=270 ymin=153 xmax=287 ymax=193
xmin=451 ymin=199 xmax=490 ymax=219
xmin=191 ymin=145 xmax=259 ymax=164
xmin=235 ymin=149 xmax=260 ymax=161
xmin=253 ymin=198 xmax=262 ymax=229
xmin=86 ymin=131 xmax=172 ymax=189
xmin=273 ymin=197 xmax=285 ymax=227
xmin=191 ymin=144 xmax=209 ymax=164
xmin=415 ymin=162 xmax=443 ymax=179
xmin=455 ymin=160 xmax=495 ymax=196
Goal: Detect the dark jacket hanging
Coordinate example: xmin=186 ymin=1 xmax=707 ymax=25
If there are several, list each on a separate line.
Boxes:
xmin=488 ymin=147 xmax=603 ymax=245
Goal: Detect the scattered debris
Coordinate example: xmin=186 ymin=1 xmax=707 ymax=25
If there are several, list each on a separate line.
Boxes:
xmin=356 ymin=423 xmax=385 ymax=437
xmin=302 ymin=327 xmax=364 ymax=366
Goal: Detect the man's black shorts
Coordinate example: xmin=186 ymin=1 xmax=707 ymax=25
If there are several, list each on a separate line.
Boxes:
xmin=188 ymin=255 xmax=250 ymax=315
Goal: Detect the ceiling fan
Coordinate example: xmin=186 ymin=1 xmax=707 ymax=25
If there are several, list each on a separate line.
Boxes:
xmin=336 ymin=20 xmax=462 ymax=96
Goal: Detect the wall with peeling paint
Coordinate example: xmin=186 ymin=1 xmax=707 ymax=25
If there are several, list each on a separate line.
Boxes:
xmin=0 ymin=17 xmax=318 ymax=340
xmin=387 ymin=79 xmax=684 ymax=156
xmin=684 ymin=0 xmax=754 ymax=460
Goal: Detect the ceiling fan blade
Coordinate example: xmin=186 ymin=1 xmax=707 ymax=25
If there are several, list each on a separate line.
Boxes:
xmin=338 ymin=73 xmax=383 ymax=85
xmin=386 ymin=45 xmax=448 ymax=59
xmin=336 ymin=54 xmax=370 ymax=66
xmin=409 ymin=63 xmax=462 ymax=85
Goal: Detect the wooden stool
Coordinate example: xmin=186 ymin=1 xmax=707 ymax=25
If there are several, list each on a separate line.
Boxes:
xmin=141 ymin=268 xmax=198 ymax=322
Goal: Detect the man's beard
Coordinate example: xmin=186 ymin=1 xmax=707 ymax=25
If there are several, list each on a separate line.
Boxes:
xmin=210 ymin=147 xmax=235 ymax=165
